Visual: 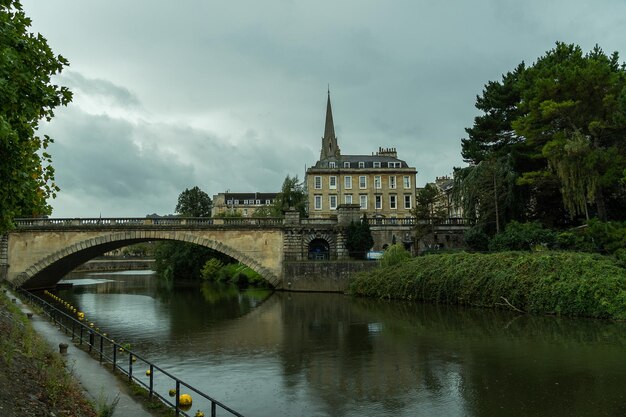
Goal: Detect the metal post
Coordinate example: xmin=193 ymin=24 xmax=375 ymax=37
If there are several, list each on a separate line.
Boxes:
xmin=212 ymin=402 xmax=217 ymax=417
xmin=89 ymin=331 xmax=94 ymax=353
xmin=71 ymin=321 xmax=75 ymax=341
xmin=79 ymin=326 xmax=83 ymax=345
xmin=175 ymin=380 xmax=180 ymax=416
xmin=113 ymin=343 xmax=117 ymax=372
xmin=149 ymin=364 xmax=154 ymax=398
xmin=128 ymin=352 xmax=133 ymax=381
xmin=99 ymin=335 xmax=104 ymax=362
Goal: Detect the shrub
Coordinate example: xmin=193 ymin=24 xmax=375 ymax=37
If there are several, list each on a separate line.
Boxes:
xmin=488 ymin=221 xmax=556 ymax=252
xmin=200 ymin=258 xmax=224 ymax=280
xmin=463 ymin=226 xmax=489 ymax=252
xmin=350 ymin=251 xmax=626 ymax=320
xmin=380 ymin=244 xmax=411 ymax=268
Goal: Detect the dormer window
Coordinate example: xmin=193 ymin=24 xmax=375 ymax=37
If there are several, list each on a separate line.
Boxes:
xmin=329 ymin=161 xmax=336 ymax=168
xmin=344 ymin=161 xmax=350 ymax=168
xmin=358 ymin=161 xmax=365 ymax=168
xmin=373 ymin=161 xmax=381 ymax=168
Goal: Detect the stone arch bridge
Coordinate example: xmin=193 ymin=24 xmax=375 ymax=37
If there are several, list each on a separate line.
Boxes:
xmin=1 ymin=207 xmax=471 ymax=291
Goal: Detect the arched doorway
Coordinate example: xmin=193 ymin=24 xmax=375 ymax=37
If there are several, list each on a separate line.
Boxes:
xmin=308 ymin=238 xmax=330 ymax=260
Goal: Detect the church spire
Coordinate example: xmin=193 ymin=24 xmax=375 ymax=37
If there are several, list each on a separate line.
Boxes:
xmin=320 ymin=89 xmax=340 ymax=160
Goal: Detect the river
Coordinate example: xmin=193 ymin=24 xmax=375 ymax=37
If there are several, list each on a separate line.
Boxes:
xmin=56 ymin=271 xmax=626 ymax=417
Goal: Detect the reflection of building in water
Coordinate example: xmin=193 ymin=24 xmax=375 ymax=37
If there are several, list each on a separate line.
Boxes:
xmin=278 ymin=293 xmax=429 ymax=412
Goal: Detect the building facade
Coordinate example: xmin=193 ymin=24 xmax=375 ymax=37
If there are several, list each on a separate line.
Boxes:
xmin=211 ymin=192 xmax=278 ymax=217
xmin=305 ymin=93 xmax=417 ymax=219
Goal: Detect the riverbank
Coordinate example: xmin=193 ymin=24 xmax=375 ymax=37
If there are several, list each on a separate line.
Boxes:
xmin=0 ymin=290 xmax=97 ymax=417
xmin=350 ymin=251 xmax=626 ymax=320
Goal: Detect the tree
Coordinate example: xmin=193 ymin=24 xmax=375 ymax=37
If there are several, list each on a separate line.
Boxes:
xmin=453 ymin=155 xmax=517 ymax=234
xmin=345 ymin=214 xmax=374 ymax=259
xmin=0 ymin=0 xmax=72 ymax=233
xmin=274 ymin=175 xmax=307 ymax=217
xmin=255 ymin=175 xmax=306 ymax=218
xmin=459 ymin=42 xmax=626 ymax=226
xmin=413 ymin=183 xmax=448 ymax=240
xmin=155 ymin=187 xmax=222 ymax=282
xmin=513 ymin=43 xmax=626 ymax=221
xmin=175 ymin=186 xmax=212 ymax=217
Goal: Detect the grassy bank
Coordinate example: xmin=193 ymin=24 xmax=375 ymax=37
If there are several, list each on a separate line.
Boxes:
xmin=349 ymin=252 xmax=626 ymax=320
xmin=0 ymin=290 xmax=97 ymax=417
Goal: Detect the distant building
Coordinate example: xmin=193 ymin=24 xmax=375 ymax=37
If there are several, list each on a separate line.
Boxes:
xmin=211 ymin=192 xmax=278 ymax=217
xmin=416 ymin=175 xmax=463 ymax=218
xmin=305 ymin=92 xmax=417 ymax=219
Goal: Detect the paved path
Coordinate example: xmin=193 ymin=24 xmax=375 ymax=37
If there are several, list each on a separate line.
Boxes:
xmin=11 ymin=292 xmax=153 ymax=417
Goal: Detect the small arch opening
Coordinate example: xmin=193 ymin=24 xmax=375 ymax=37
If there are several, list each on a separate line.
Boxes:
xmin=308 ymin=238 xmax=330 ymax=261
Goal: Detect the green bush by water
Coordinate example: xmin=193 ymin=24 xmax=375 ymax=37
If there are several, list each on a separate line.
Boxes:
xmin=350 ymin=251 xmax=626 ymax=320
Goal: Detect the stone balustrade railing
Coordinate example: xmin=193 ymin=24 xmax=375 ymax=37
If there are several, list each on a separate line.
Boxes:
xmin=13 ymin=217 xmax=285 ymax=228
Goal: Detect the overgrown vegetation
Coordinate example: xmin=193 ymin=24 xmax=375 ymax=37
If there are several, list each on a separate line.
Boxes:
xmin=0 ymin=290 xmax=96 ymax=416
xmin=201 ymin=260 xmax=269 ymax=288
xmin=350 ymin=251 xmax=626 ymax=320
xmin=462 ymin=219 xmax=626 ymax=267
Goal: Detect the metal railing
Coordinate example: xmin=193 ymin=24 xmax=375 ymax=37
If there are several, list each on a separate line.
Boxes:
xmin=15 ymin=288 xmax=245 ymax=417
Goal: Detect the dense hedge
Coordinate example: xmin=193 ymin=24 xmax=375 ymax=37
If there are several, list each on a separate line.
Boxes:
xmin=349 ymin=252 xmax=626 ymax=320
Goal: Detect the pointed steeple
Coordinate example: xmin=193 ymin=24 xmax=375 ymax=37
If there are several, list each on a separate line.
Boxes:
xmin=320 ymin=89 xmax=340 ymax=160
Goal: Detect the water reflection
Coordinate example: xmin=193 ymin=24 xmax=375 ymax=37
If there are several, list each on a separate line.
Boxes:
xmin=57 ymin=272 xmax=626 ymax=417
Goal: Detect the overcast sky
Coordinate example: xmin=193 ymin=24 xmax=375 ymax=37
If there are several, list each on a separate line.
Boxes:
xmin=21 ymin=0 xmax=626 ymax=217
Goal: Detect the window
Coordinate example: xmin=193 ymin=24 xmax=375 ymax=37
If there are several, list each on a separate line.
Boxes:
xmin=329 ymin=176 xmax=337 ymax=189
xmin=234 ymin=199 xmax=239 ymax=205
xmin=329 ymin=195 xmax=337 ymax=210
xmin=388 ymin=162 xmax=401 ymax=168
xmin=375 ymin=195 xmax=382 ymax=209
xmin=344 ymin=161 xmax=351 ymax=168
xmin=329 ymin=161 xmax=336 ymax=168
xmin=390 ymin=195 xmax=397 ymax=209
xmin=373 ymin=161 xmax=381 ymax=168
xmin=314 ymin=176 xmax=322 ymax=189
xmin=344 ymin=176 xmax=352 ymax=189
xmin=359 ymin=195 xmax=368 ymax=210
xmin=374 ymin=175 xmax=381 ymax=189
xmin=359 ymin=176 xmax=367 ymax=189
xmin=256 ymin=199 xmax=261 ymax=204
xmin=227 ymin=200 xmax=233 ymax=205
xmin=358 ymin=161 xmax=365 ymax=168
xmin=403 ymin=176 xmax=411 ymax=189
xmin=404 ymin=194 xmax=412 ymax=209
xmin=389 ymin=176 xmax=397 ymax=189
xmin=344 ymin=194 xmax=353 ymax=204
xmin=314 ymin=195 xmax=322 ymax=210
xmin=243 ymin=200 xmax=248 ymax=204
xmin=265 ymin=199 xmax=270 ymax=205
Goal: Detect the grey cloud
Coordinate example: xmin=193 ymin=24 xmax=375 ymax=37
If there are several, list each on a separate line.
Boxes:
xmin=58 ymin=71 xmax=141 ymax=108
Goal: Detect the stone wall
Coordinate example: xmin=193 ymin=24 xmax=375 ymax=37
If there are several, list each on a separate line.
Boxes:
xmin=283 ymin=260 xmax=378 ymax=292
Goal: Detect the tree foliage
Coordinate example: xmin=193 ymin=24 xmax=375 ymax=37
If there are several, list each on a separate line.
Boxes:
xmin=255 ymin=175 xmax=306 ymax=218
xmin=345 ymin=214 xmax=374 ymax=259
xmin=459 ymin=42 xmax=626 ymax=230
xmin=0 ymin=0 xmax=72 ymax=232
xmin=175 ymin=186 xmax=212 ymax=217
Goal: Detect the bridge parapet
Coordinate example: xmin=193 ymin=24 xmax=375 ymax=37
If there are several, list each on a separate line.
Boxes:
xmin=13 ymin=217 xmax=284 ymax=229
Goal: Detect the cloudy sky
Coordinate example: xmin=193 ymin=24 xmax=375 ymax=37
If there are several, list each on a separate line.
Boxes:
xmin=21 ymin=0 xmax=626 ymax=217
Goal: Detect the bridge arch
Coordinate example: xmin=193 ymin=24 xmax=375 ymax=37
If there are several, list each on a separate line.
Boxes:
xmin=14 ymin=230 xmax=281 ymax=289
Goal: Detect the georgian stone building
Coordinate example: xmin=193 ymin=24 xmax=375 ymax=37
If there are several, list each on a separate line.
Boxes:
xmin=305 ymin=93 xmax=417 ymax=219
xmin=211 ymin=192 xmax=278 ymax=217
